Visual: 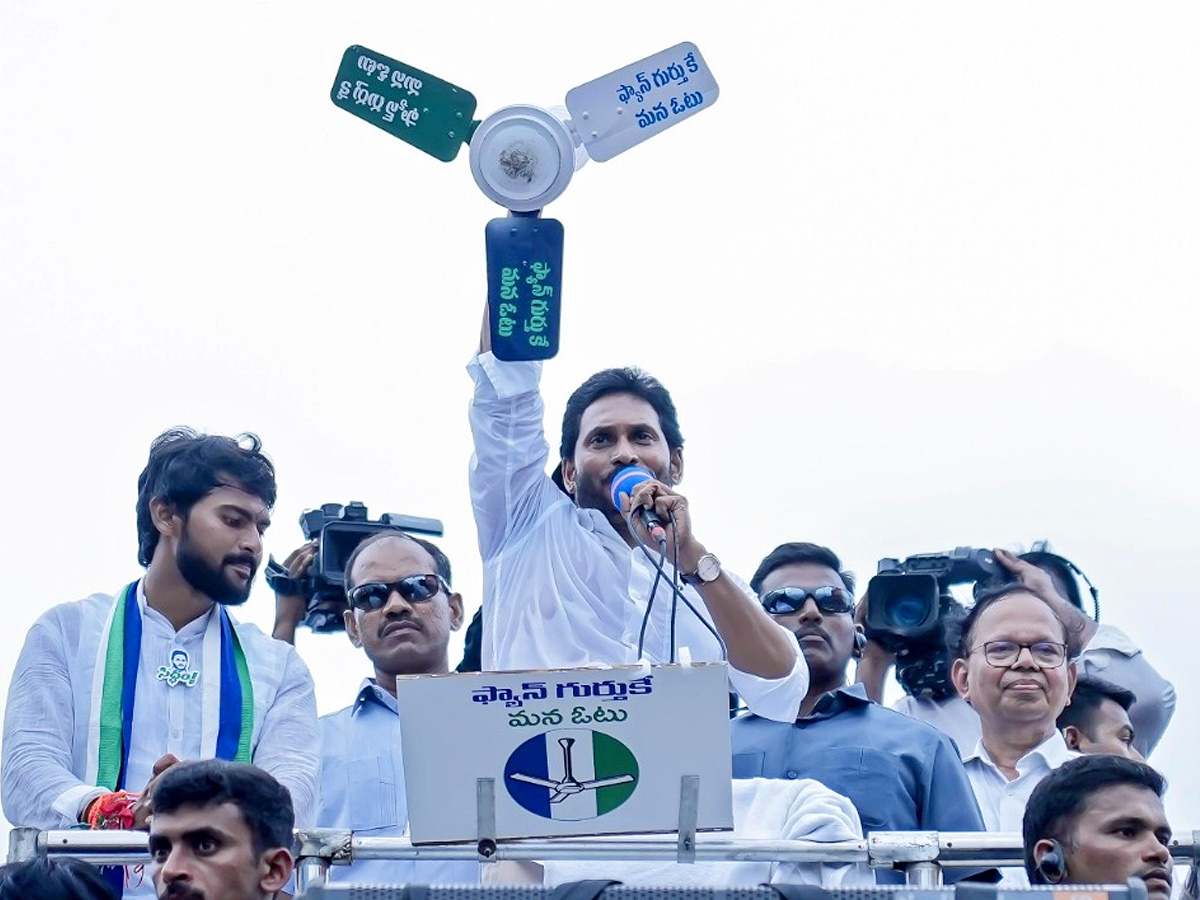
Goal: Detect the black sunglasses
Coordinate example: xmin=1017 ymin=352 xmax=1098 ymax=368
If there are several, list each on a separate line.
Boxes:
xmin=760 ymin=585 xmax=855 ymax=616
xmin=347 ymin=574 xmax=449 ymax=611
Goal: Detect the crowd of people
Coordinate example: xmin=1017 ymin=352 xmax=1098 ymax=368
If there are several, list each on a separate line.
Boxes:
xmin=0 ymin=329 xmax=1182 ymax=900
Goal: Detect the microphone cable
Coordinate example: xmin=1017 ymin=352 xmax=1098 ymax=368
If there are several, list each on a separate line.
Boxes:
xmin=631 ymin=507 xmax=668 ymax=662
xmin=668 ymin=509 xmax=680 ymax=663
xmin=632 ymin=527 xmax=727 ymax=662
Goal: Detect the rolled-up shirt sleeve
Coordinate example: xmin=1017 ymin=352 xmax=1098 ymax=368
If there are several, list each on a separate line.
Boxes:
xmin=727 ymin=622 xmax=807 ymax=723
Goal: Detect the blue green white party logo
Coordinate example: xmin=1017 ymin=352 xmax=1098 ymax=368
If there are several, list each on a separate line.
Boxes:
xmin=504 ymin=729 xmax=639 ymax=820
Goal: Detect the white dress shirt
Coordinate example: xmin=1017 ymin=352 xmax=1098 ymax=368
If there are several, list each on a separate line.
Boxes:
xmin=468 ymin=351 xmax=807 ymax=723
xmin=961 ymin=731 xmax=1077 ymax=886
xmin=2 ymin=585 xmax=320 ymax=832
xmin=542 ymin=777 xmax=873 ymax=887
xmin=893 ymin=624 xmax=1175 ymax=757
xmin=961 ymin=730 xmax=1077 ymax=832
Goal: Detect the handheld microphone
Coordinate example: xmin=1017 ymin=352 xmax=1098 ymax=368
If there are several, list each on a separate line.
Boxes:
xmin=609 ymin=466 xmax=667 ymax=544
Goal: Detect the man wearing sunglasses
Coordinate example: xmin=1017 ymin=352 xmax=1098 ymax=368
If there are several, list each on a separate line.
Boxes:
xmin=729 ymin=543 xmax=987 ymax=883
xmin=468 ymin=322 xmax=805 ymax=723
xmin=949 ymin=584 xmax=1079 ymax=852
xmin=302 ymin=531 xmax=477 ymax=885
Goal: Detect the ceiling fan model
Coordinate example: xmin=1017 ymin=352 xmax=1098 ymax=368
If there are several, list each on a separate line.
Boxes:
xmin=331 ymin=42 xmax=719 ymax=360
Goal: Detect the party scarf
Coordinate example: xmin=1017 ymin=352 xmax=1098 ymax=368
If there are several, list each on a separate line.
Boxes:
xmin=86 ymin=582 xmax=254 ymax=792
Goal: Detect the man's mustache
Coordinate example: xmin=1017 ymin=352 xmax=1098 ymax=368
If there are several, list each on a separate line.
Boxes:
xmin=223 ymin=553 xmax=258 ymax=574
xmin=161 ymin=882 xmax=205 ymax=900
xmin=794 ymin=626 xmax=831 ymax=645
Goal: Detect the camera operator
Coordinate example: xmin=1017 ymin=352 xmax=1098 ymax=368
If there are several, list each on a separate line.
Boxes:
xmin=271 ymin=532 xmax=478 ymax=885
xmin=729 ymin=542 xmax=988 ymax=883
xmin=1023 ymin=756 xmax=1173 ymax=900
xmin=858 ymin=548 xmax=1174 ymax=758
xmin=270 ymin=539 xmax=317 ymax=645
xmin=467 ymin=308 xmax=805 ymax=721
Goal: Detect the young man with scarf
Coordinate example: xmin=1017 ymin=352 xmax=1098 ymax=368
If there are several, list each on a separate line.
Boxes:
xmin=2 ymin=429 xmax=319 ymax=896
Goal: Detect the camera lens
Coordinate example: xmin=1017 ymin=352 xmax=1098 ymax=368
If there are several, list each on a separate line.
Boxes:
xmin=883 ymin=592 xmax=931 ymax=629
xmin=867 ymin=573 xmax=940 ymax=637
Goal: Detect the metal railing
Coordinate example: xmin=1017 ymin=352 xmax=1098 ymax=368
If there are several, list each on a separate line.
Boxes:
xmin=8 ymin=827 xmax=1199 ymax=895
xmin=295 ymin=887 xmax=1148 ymax=900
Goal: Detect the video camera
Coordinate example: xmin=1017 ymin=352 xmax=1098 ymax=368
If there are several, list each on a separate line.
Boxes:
xmin=265 ymin=501 xmax=444 ymax=633
xmin=864 ymin=544 xmax=1100 ymax=700
xmin=864 ymin=547 xmax=1007 ymax=700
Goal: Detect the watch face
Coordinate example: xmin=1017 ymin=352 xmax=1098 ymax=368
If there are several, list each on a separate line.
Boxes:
xmin=697 ymin=554 xmax=720 ymax=582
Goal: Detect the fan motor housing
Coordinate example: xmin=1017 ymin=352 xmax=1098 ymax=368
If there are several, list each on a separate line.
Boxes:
xmin=469 ymin=105 xmax=584 ymax=212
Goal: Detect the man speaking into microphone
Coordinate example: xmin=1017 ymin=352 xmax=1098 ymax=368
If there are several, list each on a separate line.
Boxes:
xmin=468 ymin=310 xmax=806 ymax=722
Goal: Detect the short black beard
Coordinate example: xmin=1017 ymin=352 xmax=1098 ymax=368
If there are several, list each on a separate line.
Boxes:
xmin=573 ymin=477 xmax=611 ymax=515
xmin=176 ymin=526 xmax=252 ymax=606
xmin=574 ymin=465 xmax=673 ymax=529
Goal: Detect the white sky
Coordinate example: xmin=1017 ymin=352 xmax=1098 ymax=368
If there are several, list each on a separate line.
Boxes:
xmin=2 ymin=0 xmax=1197 ymax=847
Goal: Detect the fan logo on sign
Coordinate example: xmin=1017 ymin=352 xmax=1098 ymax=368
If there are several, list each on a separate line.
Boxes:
xmin=504 ymin=729 xmax=638 ymax=821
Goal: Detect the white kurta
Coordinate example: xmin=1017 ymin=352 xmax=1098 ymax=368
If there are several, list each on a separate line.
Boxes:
xmin=2 ymin=585 xmax=320 ymax=831
xmin=468 ymin=351 xmax=806 ymax=723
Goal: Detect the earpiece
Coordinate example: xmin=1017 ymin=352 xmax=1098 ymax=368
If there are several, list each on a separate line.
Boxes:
xmin=1036 ymin=840 xmax=1067 ymax=884
xmin=853 ymin=631 xmax=868 ymax=656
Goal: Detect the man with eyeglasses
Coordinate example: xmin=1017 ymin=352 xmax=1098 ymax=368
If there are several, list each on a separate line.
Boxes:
xmin=729 ymin=543 xmax=988 ymax=882
xmin=274 ymin=531 xmax=477 ymax=885
xmin=949 ymin=583 xmax=1079 ymax=844
xmin=861 ymin=549 xmax=1174 ymax=760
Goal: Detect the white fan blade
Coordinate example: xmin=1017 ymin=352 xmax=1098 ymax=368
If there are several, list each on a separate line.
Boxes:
xmin=564 ymin=42 xmax=718 ymax=163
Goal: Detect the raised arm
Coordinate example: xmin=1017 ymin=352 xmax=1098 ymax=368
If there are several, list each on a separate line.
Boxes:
xmin=467 ymin=318 xmax=559 ymax=560
xmin=994 ymin=548 xmax=1098 ymax=652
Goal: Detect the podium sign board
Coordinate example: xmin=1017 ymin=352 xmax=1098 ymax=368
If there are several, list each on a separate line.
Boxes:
xmin=395 ymin=664 xmax=734 ymax=844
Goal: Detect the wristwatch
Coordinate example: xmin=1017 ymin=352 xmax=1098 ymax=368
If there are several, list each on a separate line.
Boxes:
xmin=681 ymin=553 xmax=721 ymax=587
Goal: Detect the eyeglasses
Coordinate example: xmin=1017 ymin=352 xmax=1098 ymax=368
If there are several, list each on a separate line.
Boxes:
xmin=759 ymin=586 xmax=855 ymax=616
xmin=347 ymin=574 xmax=449 ymax=611
xmin=971 ymin=640 xmax=1068 ymax=668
